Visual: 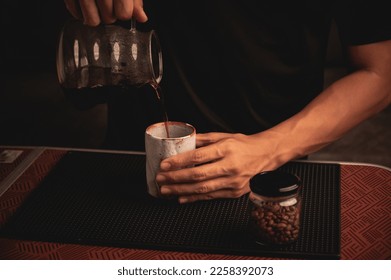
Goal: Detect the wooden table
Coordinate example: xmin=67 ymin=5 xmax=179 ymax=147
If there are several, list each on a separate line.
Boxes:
xmin=0 ymin=146 xmax=390 ymax=260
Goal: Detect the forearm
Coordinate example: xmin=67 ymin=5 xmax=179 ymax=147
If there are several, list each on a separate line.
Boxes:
xmin=264 ymin=68 xmax=391 ymax=166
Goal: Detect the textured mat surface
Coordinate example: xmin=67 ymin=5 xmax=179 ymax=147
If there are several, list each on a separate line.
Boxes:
xmin=0 ymin=151 xmax=340 ymax=259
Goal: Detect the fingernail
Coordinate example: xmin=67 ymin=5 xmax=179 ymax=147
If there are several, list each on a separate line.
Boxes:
xmin=156 ymin=174 xmax=165 ymax=183
xmin=160 ymin=186 xmax=170 ymax=195
xmin=178 ymin=197 xmax=189 ymax=204
xmin=160 ymin=161 xmax=171 ymax=171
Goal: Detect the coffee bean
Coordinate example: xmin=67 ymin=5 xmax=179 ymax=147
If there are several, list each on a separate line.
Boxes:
xmin=249 ymin=198 xmax=301 ymax=245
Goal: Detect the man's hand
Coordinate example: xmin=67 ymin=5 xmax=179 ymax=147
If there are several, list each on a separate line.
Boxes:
xmin=64 ymin=0 xmax=148 ymax=26
xmin=156 ymin=132 xmax=282 ymax=204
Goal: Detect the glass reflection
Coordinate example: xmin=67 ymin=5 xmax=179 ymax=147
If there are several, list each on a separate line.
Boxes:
xmin=131 ymin=43 xmax=137 ymax=60
xmin=113 ymin=42 xmax=120 ymax=62
xmin=73 ymin=39 xmax=79 ymax=67
xmin=93 ymin=41 xmax=99 ymax=61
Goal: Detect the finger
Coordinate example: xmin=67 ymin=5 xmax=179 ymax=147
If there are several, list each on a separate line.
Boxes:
xmin=64 ymin=0 xmax=83 ymax=19
xmin=97 ymin=0 xmax=116 ymax=24
xmin=113 ymin=0 xmax=133 ymax=21
xmin=160 ymin=176 xmax=244 ymax=196
xmin=196 ymin=132 xmax=231 ymax=147
xmin=79 ymin=0 xmax=101 ymax=26
xmin=178 ymin=186 xmax=249 ymax=204
xmin=133 ymin=0 xmax=148 ymax=22
xmin=157 ymin=159 xmax=236 ymax=185
xmin=160 ymin=145 xmax=224 ymax=171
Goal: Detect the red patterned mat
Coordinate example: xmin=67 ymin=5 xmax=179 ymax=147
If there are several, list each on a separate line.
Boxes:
xmin=0 ymin=149 xmax=390 ymax=260
xmin=0 ymin=149 xmax=67 ymax=227
xmin=340 ymin=165 xmax=391 ymax=259
xmin=0 ymin=148 xmax=32 ymax=182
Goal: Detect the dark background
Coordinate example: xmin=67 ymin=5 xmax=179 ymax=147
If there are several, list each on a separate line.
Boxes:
xmin=2 ymin=1 xmax=67 ymax=73
xmin=1 ymin=1 xmax=390 ymax=166
xmin=1 ymin=1 xmax=107 ymax=148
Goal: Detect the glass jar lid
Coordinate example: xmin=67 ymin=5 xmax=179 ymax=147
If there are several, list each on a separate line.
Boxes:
xmin=250 ymin=170 xmax=301 ymax=197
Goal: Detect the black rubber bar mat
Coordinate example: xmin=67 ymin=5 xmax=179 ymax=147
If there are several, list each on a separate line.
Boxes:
xmin=0 ymin=151 xmax=340 ymax=259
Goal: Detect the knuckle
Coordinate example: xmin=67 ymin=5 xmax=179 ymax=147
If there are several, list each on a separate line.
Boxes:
xmin=226 ymin=162 xmax=240 ymax=175
xmin=192 ymin=170 xmax=207 ymax=180
xmin=215 ymin=137 xmax=239 ymax=157
xmin=215 ymin=142 xmax=225 ymax=158
xmin=219 ymin=166 xmax=232 ymax=176
xmin=221 ymin=138 xmax=236 ymax=151
xmin=192 ymin=150 xmax=205 ymax=163
xmin=196 ymin=184 xmax=209 ymax=194
xmin=232 ymin=165 xmax=242 ymax=175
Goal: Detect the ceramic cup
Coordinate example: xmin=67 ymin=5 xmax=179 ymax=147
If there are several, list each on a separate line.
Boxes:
xmin=145 ymin=121 xmax=196 ymax=198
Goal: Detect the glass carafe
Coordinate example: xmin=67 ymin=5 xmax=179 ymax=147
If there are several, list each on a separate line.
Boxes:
xmin=56 ymin=19 xmax=163 ymax=89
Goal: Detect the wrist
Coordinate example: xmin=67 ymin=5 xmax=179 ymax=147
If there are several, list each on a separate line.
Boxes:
xmin=256 ymin=127 xmax=306 ymax=169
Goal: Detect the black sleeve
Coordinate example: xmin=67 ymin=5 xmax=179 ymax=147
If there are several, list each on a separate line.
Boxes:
xmin=333 ymin=0 xmax=391 ymax=46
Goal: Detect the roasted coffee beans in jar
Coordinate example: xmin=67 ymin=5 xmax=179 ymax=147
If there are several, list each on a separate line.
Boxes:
xmin=248 ymin=170 xmax=302 ymax=245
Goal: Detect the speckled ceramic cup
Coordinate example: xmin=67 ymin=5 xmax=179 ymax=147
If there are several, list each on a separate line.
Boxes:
xmin=145 ymin=121 xmax=196 ymax=198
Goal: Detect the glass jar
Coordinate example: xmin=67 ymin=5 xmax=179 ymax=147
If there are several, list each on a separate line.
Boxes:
xmin=248 ymin=170 xmax=302 ymax=245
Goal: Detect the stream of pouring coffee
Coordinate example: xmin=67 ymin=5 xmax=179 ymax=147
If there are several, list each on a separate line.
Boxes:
xmin=150 ymin=81 xmax=170 ymax=138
